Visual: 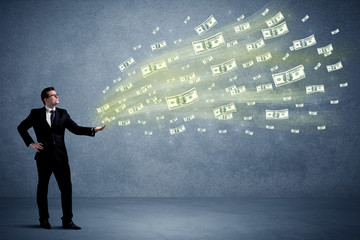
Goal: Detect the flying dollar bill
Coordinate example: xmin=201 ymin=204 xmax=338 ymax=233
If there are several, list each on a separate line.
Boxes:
xmin=270 ymin=65 xmax=279 ymax=72
xmin=234 ymin=22 xmax=250 ymax=33
xmin=314 ymin=62 xmax=321 ymax=70
xmin=282 ymin=53 xmax=290 ymax=61
xmin=136 ymin=84 xmax=152 ymax=96
xmin=208 ymin=82 xmax=215 ymax=90
xmin=169 ymin=125 xmax=186 ymax=135
xmin=213 ymin=102 xmax=237 ymax=119
xmin=128 ymin=103 xmax=144 ymax=115
xmin=256 ymin=52 xmax=272 ymax=62
xmin=330 ymin=100 xmax=339 ymax=104
xmin=266 ymin=125 xmax=275 ymax=129
xmin=291 ymin=129 xmax=300 ymax=133
xmin=245 ymin=130 xmax=254 ymax=135
xmin=116 ymin=82 xmax=133 ymax=92
xmin=156 ymin=115 xmax=165 ymax=120
xmin=326 ymin=61 xmax=343 ymax=72
xmin=115 ymin=104 xmax=126 ymax=113
xmin=295 ymin=103 xmax=304 ymax=108
xmin=141 ymin=60 xmax=168 ymax=78
xmin=242 ymin=60 xmax=254 ymax=68
xmin=317 ymin=126 xmax=326 ymax=130
xmin=96 ymin=103 xmax=110 ymax=113
xmin=291 ymin=34 xmax=317 ymax=50
xmin=217 ymin=113 xmax=233 ymax=120
xmin=339 ymin=82 xmax=348 ymax=87
xmin=306 ymin=85 xmax=325 ymax=94
xmin=309 ymin=111 xmax=317 ymax=116
xmin=194 ymin=15 xmax=217 ymax=36
xmin=133 ymin=44 xmax=141 ymax=51
xmin=138 ymin=120 xmax=147 ymax=124
xmin=169 ymin=117 xmax=178 ymax=123
xmin=118 ymin=119 xmax=131 ymax=126
xmin=225 ymin=85 xmax=237 ymax=92
xmin=102 ymin=86 xmax=109 ymax=94
xmin=218 ymin=129 xmax=227 ymax=134
xmin=331 ymin=29 xmax=339 ymax=35
xmin=317 ymin=44 xmax=333 ymax=55
xmin=272 ymin=65 xmax=305 ymax=87
xmin=253 ymin=74 xmax=261 ymax=80
xmin=262 ymin=21 xmax=289 ymax=40
xmin=246 ymin=38 xmax=265 ymax=51
xmin=151 ymin=40 xmax=167 ymax=51
xmin=230 ymin=85 xmax=246 ymax=95
xmin=262 ymin=8 xmax=269 ymax=16
xmin=166 ymin=88 xmax=199 ymax=110
xmin=256 ymin=83 xmax=273 ymax=93
xmin=183 ymin=114 xmax=195 ymax=122
xmin=184 ymin=16 xmax=190 ymax=24
xmin=302 ymin=15 xmax=309 ymax=22
xmin=237 ymin=15 xmax=245 ymax=21
xmin=174 ymin=38 xmax=182 ymax=44
xmin=266 ymin=109 xmax=289 ymax=120
xmin=265 ymin=12 xmax=284 ymax=27
xmin=192 ymin=32 xmax=225 ymax=54
xmin=152 ymin=26 xmax=159 ymax=35
xmin=112 ymin=77 xmax=121 ymax=84
xmin=202 ymin=56 xmax=214 ymax=64
xmin=227 ymin=40 xmax=238 ymax=48
xmin=180 ymin=72 xmax=197 ymax=82
xmin=118 ymin=57 xmax=135 ymax=72
xmin=144 ymin=131 xmax=153 ymax=135
xmin=247 ymin=102 xmax=256 ymax=106
xmin=167 ymin=56 xmax=179 ymax=63
xmin=244 ymin=116 xmax=253 ymax=121
xmin=211 ymin=58 xmax=238 ymax=76
xmin=229 ymin=76 xmax=237 ymax=82
xmin=283 ymin=96 xmax=292 ymax=101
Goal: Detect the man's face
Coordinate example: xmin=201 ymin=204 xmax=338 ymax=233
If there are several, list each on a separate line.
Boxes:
xmin=45 ymin=90 xmax=59 ymax=107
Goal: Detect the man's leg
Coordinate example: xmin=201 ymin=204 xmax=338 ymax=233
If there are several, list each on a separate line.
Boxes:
xmin=36 ymin=161 xmax=53 ymax=224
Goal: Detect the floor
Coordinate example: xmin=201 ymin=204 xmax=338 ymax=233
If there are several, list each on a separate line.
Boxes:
xmin=0 ymin=198 xmax=359 ymax=240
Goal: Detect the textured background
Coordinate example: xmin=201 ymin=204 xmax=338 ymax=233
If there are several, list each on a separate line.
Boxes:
xmin=0 ymin=0 xmax=359 ymax=197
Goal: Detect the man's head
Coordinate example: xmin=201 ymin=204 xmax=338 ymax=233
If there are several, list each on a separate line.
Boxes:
xmin=41 ymin=87 xmax=59 ymax=108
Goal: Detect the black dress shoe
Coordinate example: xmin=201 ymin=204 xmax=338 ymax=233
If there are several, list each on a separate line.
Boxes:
xmin=62 ymin=220 xmax=81 ymax=230
xmin=39 ymin=220 xmax=52 ymax=229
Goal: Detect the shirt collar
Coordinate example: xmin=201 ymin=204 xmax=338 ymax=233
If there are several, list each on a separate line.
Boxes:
xmin=45 ymin=105 xmax=56 ymax=113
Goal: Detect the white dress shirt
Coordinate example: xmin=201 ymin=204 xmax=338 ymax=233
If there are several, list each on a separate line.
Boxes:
xmin=45 ymin=105 xmax=56 ymax=127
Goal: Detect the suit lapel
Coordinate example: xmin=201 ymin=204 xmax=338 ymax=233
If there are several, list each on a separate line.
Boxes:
xmin=40 ymin=107 xmax=51 ymax=128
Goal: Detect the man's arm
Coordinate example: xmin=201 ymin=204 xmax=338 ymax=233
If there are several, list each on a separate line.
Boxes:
xmin=18 ymin=110 xmax=36 ymax=147
xmin=65 ymin=111 xmax=106 ymax=136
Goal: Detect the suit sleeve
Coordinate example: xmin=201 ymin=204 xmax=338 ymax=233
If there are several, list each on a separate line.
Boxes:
xmin=18 ymin=110 xmax=35 ymax=147
xmin=65 ymin=111 xmax=95 ymax=137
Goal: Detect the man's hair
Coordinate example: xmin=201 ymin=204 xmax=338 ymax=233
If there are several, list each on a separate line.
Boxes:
xmin=41 ymin=87 xmax=55 ymax=104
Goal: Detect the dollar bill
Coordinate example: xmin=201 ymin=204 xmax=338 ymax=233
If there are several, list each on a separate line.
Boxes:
xmin=314 ymin=62 xmax=321 ymax=70
xmin=262 ymin=21 xmax=289 ymax=40
xmin=227 ymin=40 xmax=238 ymax=48
xmin=127 ymin=70 xmax=136 ymax=77
xmin=174 ymin=38 xmax=182 ymax=44
xmin=317 ymin=126 xmax=326 ymax=130
xmin=101 ymin=116 xmax=115 ymax=124
xmin=213 ymin=102 xmax=237 ymax=118
xmin=133 ymin=44 xmax=141 ymax=51
xmin=244 ymin=116 xmax=253 ymax=120
xmin=180 ymin=72 xmax=197 ymax=82
xmin=326 ymin=61 xmax=343 ymax=72
xmin=230 ymin=85 xmax=246 ymax=95
xmin=245 ymin=130 xmax=254 ymax=135
xmin=291 ymin=34 xmax=317 ymax=50
xmin=265 ymin=12 xmax=284 ymax=27
xmin=283 ymin=96 xmax=292 ymax=101
xmin=144 ymin=131 xmax=153 ymax=135
xmin=118 ymin=98 xmax=127 ymax=104
xmin=96 ymin=103 xmax=110 ymax=113
xmin=270 ymin=65 xmax=279 ymax=72
xmin=184 ymin=16 xmax=190 ymax=24
xmin=208 ymin=83 xmax=215 ymax=90
xmin=309 ymin=111 xmax=317 ymax=116
xmin=148 ymin=90 xmax=156 ymax=96
xmin=211 ymin=58 xmax=238 ymax=76
xmin=218 ymin=130 xmax=227 ymax=134
xmin=256 ymin=52 xmax=272 ymax=62
xmin=194 ymin=15 xmax=217 ymax=36
xmin=152 ymin=26 xmax=159 ymax=35
xmin=217 ymin=113 xmax=233 ymax=120
xmin=166 ymin=88 xmax=199 ymax=110
xmin=237 ymin=15 xmax=245 ymax=21
xmin=317 ymin=44 xmax=333 ymax=55
xmin=246 ymin=38 xmax=265 ymax=51
xmin=118 ymin=119 xmax=131 ymax=126
xmin=302 ymin=15 xmax=309 ymax=22
xmin=331 ymin=29 xmax=339 ymax=35
xmin=141 ymin=60 xmax=168 ymax=78
xmin=295 ymin=103 xmax=304 ymax=108
xmin=115 ymin=104 xmax=126 ymax=113
xmin=266 ymin=109 xmax=289 ymax=120
xmin=306 ymin=85 xmax=325 ymax=94
xmin=256 ymin=83 xmax=273 ymax=93
xmin=181 ymin=64 xmax=190 ymax=70
xmin=202 ymin=56 xmax=214 ymax=64
xmin=189 ymin=77 xmax=200 ymax=84
xmin=184 ymin=114 xmax=195 ymax=122
xmin=242 ymin=60 xmax=254 ymax=68
xmin=118 ymin=57 xmax=135 ymax=72
xmin=128 ymin=103 xmax=144 ymax=115
xmin=192 ymin=32 xmax=225 ymax=54
xmin=272 ymin=65 xmax=305 ymax=87
xmin=113 ymin=77 xmax=121 ymax=84
xmin=253 ymin=74 xmax=261 ymax=80
xmin=247 ymin=101 xmax=256 ymax=106
xmin=138 ymin=120 xmax=147 ymax=124
xmin=169 ymin=125 xmax=186 ymax=135
xmin=136 ymin=84 xmax=152 ymax=96
xmin=262 ymin=8 xmax=269 ymax=16
xmin=234 ymin=22 xmax=250 ymax=33
xmin=146 ymin=96 xmax=160 ymax=104
xmin=102 ymin=86 xmax=109 ymax=94
xmin=266 ymin=125 xmax=275 ymax=129
xmin=167 ymin=56 xmax=179 ymax=63
xmin=291 ymin=129 xmax=299 ymax=133
xmin=167 ymin=78 xmax=175 ymax=83
xmin=282 ymin=53 xmax=290 ymax=61
xmin=229 ymin=76 xmax=237 ymax=82
xmin=116 ymin=82 xmax=133 ymax=92
xmin=151 ymin=40 xmax=167 ymax=51
xmin=330 ymin=100 xmax=339 ymax=104
xmin=156 ymin=115 xmax=165 ymax=120
xmin=197 ymin=128 xmax=207 ymax=132
xmin=339 ymin=82 xmax=348 ymax=87
xmin=170 ymin=117 xmax=178 ymax=123
xmin=225 ymin=85 xmax=237 ymax=92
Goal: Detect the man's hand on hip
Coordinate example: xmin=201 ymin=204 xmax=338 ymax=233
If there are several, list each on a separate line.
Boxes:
xmin=30 ymin=143 xmax=44 ymax=152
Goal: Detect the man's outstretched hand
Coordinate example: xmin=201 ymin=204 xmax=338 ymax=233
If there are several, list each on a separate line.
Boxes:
xmin=94 ymin=124 xmax=107 ymax=132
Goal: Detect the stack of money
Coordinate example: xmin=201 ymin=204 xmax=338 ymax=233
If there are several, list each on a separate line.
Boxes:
xmin=141 ymin=60 xmax=168 ymax=78
xmin=118 ymin=57 xmax=136 ymax=72
xmin=246 ymin=38 xmax=265 ymax=51
xmin=306 ymin=85 xmax=325 ymax=94
xmin=265 ymin=12 xmax=284 ymax=27
xmin=211 ymin=58 xmax=238 ymax=76
xmin=194 ymin=15 xmax=217 ymax=36
xmin=266 ymin=109 xmax=289 ymax=120
xmin=272 ymin=65 xmax=306 ymax=87
xmin=166 ymin=88 xmax=199 ymax=110
xmin=262 ymin=22 xmax=289 ymax=40
xmin=290 ymin=34 xmax=317 ymax=51
xmin=151 ymin=40 xmax=167 ymax=51
xmin=192 ymin=32 xmax=225 ymax=54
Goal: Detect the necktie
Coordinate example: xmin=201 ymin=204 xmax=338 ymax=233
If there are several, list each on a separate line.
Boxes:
xmin=50 ymin=110 xmax=55 ymax=127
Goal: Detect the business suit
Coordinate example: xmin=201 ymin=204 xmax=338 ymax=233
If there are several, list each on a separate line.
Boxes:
xmin=18 ymin=106 xmax=95 ymax=223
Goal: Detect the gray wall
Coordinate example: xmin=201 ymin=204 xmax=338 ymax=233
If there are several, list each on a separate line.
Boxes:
xmin=1 ymin=0 xmax=359 ymax=197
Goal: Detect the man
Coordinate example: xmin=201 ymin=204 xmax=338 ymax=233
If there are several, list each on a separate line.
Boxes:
xmin=18 ymin=87 xmax=106 ymax=230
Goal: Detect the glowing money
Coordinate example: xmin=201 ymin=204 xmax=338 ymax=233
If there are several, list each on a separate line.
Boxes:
xmin=272 ymin=65 xmax=305 ymax=87
xmin=192 ymin=32 xmax=225 ymax=54
xmin=166 ymin=88 xmax=199 ymax=110
xmin=211 ymin=58 xmax=238 ymax=76
xmin=194 ymin=15 xmax=217 ymax=36
xmin=141 ymin=60 xmax=168 ymax=78
xmin=246 ymin=38 xmax=265 ymax=51
xmin=118 ymin=57 xmax=135 ymax=72
xmin=262 ymin=21 xmax=289 ymax=40
xmin=265 ymin=12 xmax=284 ymax=27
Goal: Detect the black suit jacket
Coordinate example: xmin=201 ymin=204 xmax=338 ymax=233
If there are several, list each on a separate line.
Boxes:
xmin=18 ymin=107 xmax=94 ymax=162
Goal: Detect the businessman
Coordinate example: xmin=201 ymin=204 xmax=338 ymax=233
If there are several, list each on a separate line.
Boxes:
xmin=18 ymin=87 xmax=106 ymax=230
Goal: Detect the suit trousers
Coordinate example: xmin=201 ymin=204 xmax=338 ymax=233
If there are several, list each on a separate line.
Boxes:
xmin=36 ymin=159 xmax=73 ymax=222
